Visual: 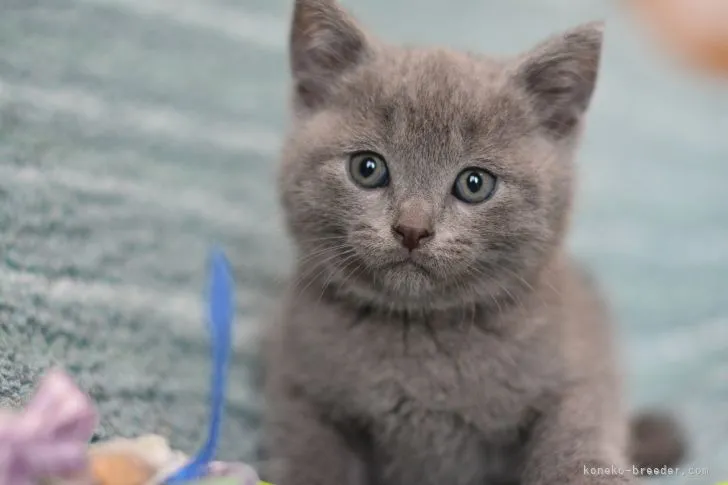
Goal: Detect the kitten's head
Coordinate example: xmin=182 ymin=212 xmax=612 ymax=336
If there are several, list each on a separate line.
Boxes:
xmin=279 ymin=0 xmax=603 ymax=311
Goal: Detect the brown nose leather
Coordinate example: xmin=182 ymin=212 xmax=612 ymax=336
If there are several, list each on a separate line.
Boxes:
xmin=393 ymin=225 xmax=432 ymax=251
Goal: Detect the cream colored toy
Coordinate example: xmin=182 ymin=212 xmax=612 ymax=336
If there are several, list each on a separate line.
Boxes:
xmin=87 ymin=435 xmax=187 ymax=485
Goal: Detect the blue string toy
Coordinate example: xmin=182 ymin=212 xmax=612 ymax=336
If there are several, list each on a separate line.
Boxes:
xmin=165 ymin=248 xmax=234 ymax=483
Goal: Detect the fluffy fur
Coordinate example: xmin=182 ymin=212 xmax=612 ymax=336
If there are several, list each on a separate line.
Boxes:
xmin=261 ymin=2 xmax=684 ymax=484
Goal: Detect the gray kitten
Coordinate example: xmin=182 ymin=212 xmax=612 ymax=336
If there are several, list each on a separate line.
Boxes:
xmin=261 ymin=1 xmax=685 ymax=484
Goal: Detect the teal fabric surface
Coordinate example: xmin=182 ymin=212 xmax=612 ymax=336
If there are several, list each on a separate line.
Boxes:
xmin=1 ymin=1 xmax=727 ymax=483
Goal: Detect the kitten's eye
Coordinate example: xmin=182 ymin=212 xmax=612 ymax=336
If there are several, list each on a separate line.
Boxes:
xmin=348 ymin=152 xmax=389 ymax=189
xmin=452 ymin=168 xmax=497 ymax=204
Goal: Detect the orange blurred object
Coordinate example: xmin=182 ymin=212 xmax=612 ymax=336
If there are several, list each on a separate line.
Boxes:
xmin=89 ymin=453 xmax=155 ymax=485
xmin=631 ymin=0 xmax=728 ymax=75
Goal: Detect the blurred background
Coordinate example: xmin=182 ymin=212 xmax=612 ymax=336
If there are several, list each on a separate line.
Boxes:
xmin=0 ymin=0 xmax=726 ymax=483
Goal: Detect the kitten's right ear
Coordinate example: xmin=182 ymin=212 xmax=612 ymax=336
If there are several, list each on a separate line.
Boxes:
xmin=513 ymin=22 xmax=604 ymax=139
xmin=290 ymin=0 xmax=370 ymax=110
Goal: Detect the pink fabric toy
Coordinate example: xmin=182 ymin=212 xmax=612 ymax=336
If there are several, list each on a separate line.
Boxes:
xmin=0 ymin=368 xmax=98 ymax=485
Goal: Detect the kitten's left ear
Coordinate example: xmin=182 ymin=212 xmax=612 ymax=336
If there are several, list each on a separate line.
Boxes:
xmin=290 ymin=0 xmax=371 ymax=111
xmin=513 ymin=22 xmax=604 ymax=139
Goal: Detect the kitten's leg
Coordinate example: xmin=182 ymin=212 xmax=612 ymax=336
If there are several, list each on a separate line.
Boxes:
xmin=262 ymin=379 xmax=367 ymax=485
xmin=521 ymin=386 xmax=634 ymax=485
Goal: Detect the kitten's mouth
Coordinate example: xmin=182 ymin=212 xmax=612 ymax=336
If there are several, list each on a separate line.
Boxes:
xmin=389 ymin=258 xmax=431 ymax=276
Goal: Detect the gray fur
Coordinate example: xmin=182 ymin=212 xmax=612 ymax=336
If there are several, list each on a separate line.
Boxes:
xmin=264 ymin=1 xmax=635 ymax=484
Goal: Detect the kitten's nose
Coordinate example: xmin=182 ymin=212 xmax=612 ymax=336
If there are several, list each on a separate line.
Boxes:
xmin=392 ymin=224 xmax=432 ymax=251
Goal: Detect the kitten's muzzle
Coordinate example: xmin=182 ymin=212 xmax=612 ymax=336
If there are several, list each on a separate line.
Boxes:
xmin=392 ymin=224 xmax=433 ymax=251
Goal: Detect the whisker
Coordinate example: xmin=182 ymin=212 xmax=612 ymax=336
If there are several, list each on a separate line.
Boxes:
xmin=296 ymin=244 xmax=351 ymax=268
xmin=315 ymin=252 xmax=361 ymax=305
xmin=293 ymin=248 xmax=356 ymax=299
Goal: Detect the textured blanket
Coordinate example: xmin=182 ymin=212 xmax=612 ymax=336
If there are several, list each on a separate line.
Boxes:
xmin=1 ymin=0 xmax=727 ymax=481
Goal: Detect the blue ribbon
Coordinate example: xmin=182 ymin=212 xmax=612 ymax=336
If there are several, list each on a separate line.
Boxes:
xmin=166 ymin=248 xmax=234 ymax=483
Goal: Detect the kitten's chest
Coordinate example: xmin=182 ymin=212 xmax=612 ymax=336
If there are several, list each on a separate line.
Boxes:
xmin=289 ymin=309 xmax=548 ymax=435
xmin=358 ymin=349 xmax=530 ymax=485
xmin=288 ymin=315 xmax=540 ymax=485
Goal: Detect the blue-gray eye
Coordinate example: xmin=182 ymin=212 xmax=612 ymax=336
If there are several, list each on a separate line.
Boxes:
xmin=452 ymin=168 xmax=497 ymax=203
xmin=348 ymin=152 xmax=389 ymax=188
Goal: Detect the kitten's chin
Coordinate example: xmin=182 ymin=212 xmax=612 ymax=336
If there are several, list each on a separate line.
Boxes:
xmin=382 ymin=262 xmax=433 ymax=290
xmin=314 ymin=249 xmax=470 ymax=310
xmin=355 ymin=260 xmax=442 ymax=306
xmin=330 ymin=260 xmax=485 ymax=312
xmin=386 ymin=259 xmax=432 ymax=278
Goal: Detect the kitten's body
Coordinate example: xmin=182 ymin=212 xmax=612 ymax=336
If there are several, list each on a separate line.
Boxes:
xmin=262 ymin=2 xmax=683 ymax=484
xmin=266 ymin=256 xmax=624 ymax=485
